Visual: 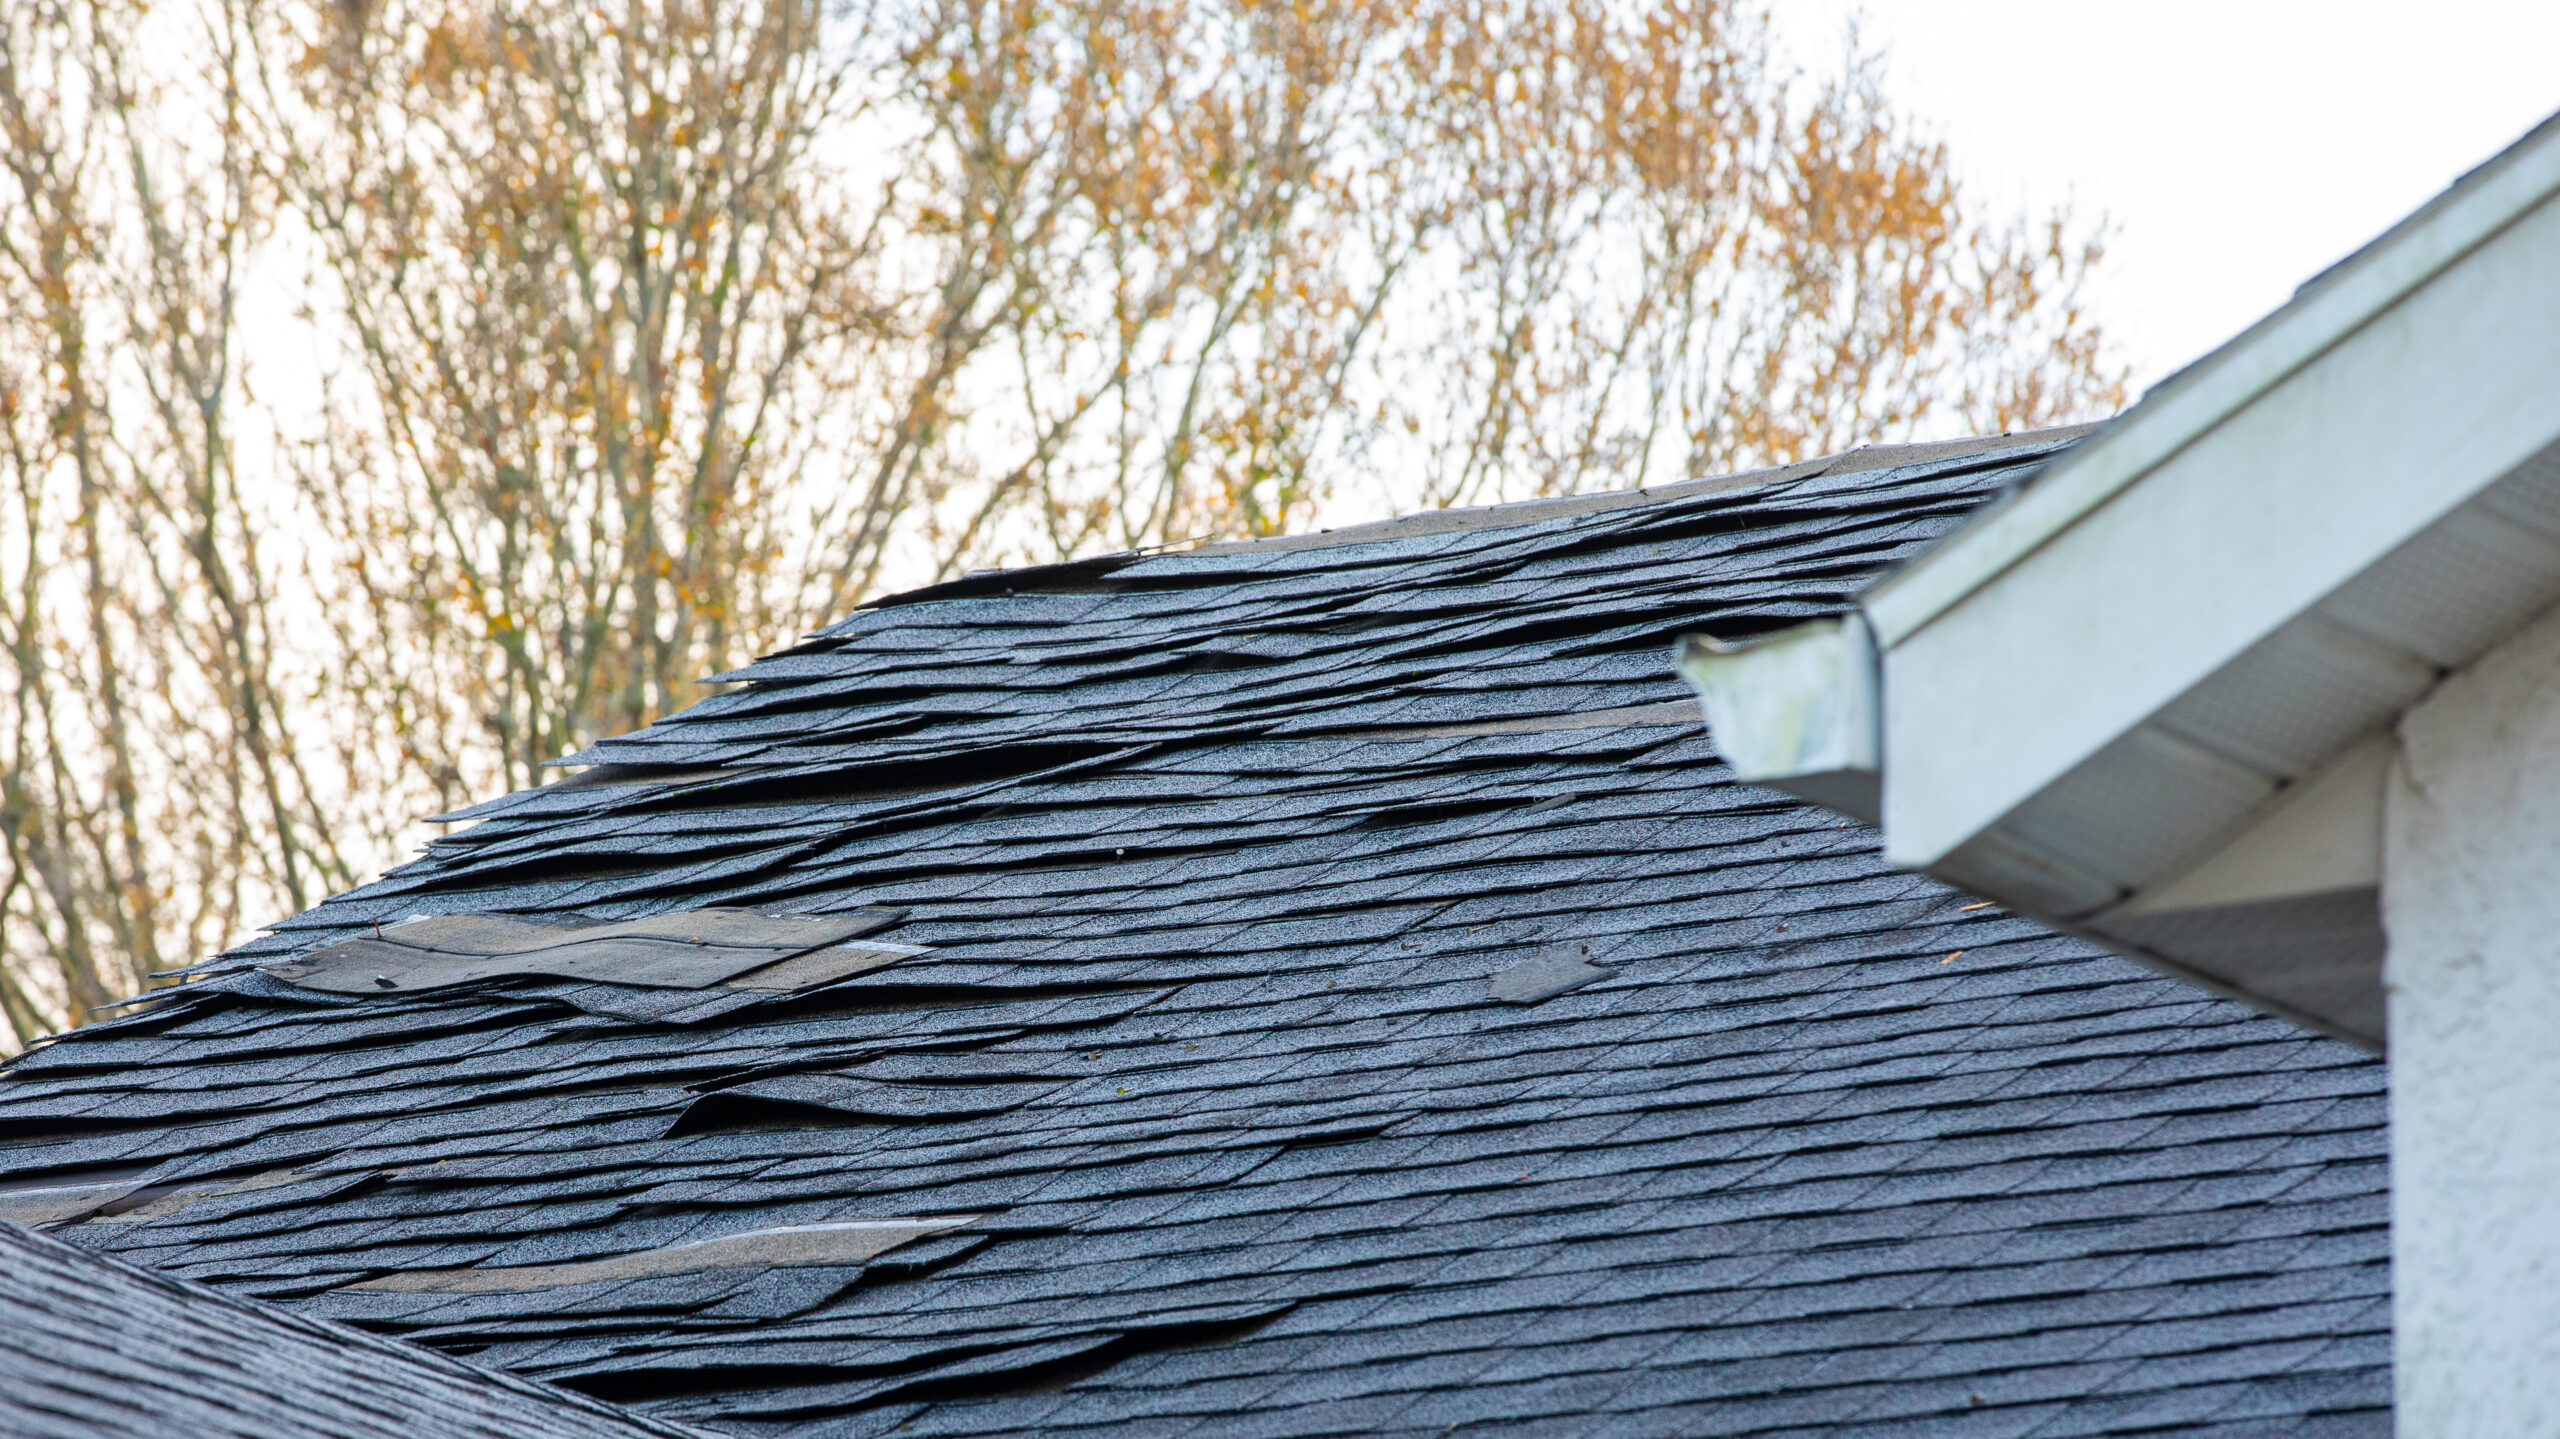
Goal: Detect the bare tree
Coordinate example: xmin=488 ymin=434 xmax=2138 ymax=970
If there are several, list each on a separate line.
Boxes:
xmin=873 ymin=0 xmax=2124 ymax=557
xmin=258 ymin=0 xmax=886 ymax=795
xmin=0 ymin=0 xmax=2123 ymax=1041
xmin=0 ymin=0 xmax=344 ymax=1044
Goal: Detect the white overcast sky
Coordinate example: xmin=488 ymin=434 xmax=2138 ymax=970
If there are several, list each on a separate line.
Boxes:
xmin=1778 ymin=0 xmax=2560 ymax=395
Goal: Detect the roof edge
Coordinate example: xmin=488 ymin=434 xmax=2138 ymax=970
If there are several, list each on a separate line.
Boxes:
xmin=1864 ymin=107 xmax=2560 ymax=647
xmin=1183 ymin=426 xmax=2102 ymax=558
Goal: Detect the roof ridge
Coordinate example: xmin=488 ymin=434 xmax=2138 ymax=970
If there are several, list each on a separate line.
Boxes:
xmin=1175 ymin=425 xmax=2102 ymax=559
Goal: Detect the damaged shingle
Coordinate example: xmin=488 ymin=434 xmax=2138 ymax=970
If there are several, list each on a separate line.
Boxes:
xmin=0 ymin=1222 xmax=715 ymax=1438
xmin=665 ymin=1074 xmax=1063 ymax=1137
xmin=263 ymin=907 xmax=908 ymax=993
xmin=349 ymin=1218 xmax=982 ymax=1294
xmin=0 ymin=435 xmax=2390 ymax=1439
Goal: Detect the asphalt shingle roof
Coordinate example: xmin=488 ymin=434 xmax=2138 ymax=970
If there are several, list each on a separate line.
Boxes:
xmin=0 ymin=436 xmax=2390 ymax=1437
xmin=0 ymin=1220 xmax=712 ymax=1438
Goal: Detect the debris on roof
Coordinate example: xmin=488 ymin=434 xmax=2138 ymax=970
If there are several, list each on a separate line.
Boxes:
xmin=0 ymin=1220 xmax=715 ymax=1438
xmin=0 ymin=433 xmax=2388 ymax=1438
xmin=1486 ymin=944 xmax=1609 ymax=1004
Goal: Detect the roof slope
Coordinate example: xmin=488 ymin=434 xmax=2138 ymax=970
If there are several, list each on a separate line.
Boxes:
xmin=0 ymin=437 xmax=2387 ymax=1438
xmin=0 ymin=1220 xmax=708 ymax=1439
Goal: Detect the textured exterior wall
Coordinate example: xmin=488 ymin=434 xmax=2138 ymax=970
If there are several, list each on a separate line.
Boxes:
xmin=2386 ymin=598 xmax=2560 ymax=1436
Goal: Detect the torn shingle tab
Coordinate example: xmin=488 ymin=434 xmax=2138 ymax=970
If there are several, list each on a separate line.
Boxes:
xmin=0 ymin=1176 xmax=147 ymax=1227
xmin=350 ymin=1218 xmax=982 ymax=1293
xmin=263 ymin=907 xmax=907 ymax=992
xmin=0 ymin=434 xmax=2387 ymax=1438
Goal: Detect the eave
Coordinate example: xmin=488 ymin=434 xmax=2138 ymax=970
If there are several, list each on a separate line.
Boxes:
xmin=1681 ymin=110 xmax=2560 ymax=1048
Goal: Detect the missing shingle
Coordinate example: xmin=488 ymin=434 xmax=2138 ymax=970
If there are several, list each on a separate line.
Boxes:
xmin=722 ymin=941 xmax=929 ymax=991
xmin=86 ymin=1165 xmax=377 ymax=1225
xmin=664 ymin=1072 xmax=1065 ymax=1138
xmin=0 ymin=1163 xmax=158 ymax=1226
xmin=1487 ymin=944 xmax=1608 ymax=1005
xmin=632 ymin=741 xmax=1131 ymax=812
xmin=1173 ymin=650 xmax=1283 ymax=673
xmin=262 ymin=907 xmax=908 ymax=995
xmin=346 ymin=1217 xmax=981 ymax=1294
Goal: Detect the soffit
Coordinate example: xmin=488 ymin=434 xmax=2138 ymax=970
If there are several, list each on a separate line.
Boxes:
xmin=1858 ymin=125 xmax=2560 ymax=1047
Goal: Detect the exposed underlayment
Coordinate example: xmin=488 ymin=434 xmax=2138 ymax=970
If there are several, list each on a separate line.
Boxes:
xmin=266 ymin=909 xmax=908 ymax=993
xmin=0 ymin=435 xmax=2386 ymax=1437
xmin=350 ymin=1218 xmax=984 ymax=1294
xmin=0 ymin=1220 xmax=713 ymax=1438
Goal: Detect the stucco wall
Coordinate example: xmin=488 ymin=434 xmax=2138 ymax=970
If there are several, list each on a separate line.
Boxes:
xmin=2385 ymin=596 xmax=2560 ymax=1436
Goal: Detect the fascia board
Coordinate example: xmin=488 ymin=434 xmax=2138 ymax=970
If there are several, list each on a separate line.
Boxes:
xmin=1880 ymin=185 xmax=2560 ymax=871
xmin=1864 ymin=109 xmax=2560 ymax=650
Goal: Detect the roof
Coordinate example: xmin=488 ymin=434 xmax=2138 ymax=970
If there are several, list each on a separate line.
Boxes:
xmin=0 ymin=435 xmax=2388 ymax=1437
xmin=1681 ymin=110 xmax=2560 ymax=1047
xmin=0 ymin=1220 xmax=710 ymax=1439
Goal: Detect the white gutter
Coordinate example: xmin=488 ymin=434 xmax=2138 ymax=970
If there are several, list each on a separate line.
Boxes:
xmin=1676 ymin=616 xmax=1880 ymax=823
xmin=1864 ymin=110 xmax=2560 ymax=650
xmin=1669 ymin=106 xmax=2560 ymax=1051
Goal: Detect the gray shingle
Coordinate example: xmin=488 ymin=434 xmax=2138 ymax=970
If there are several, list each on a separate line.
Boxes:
xmin=0 ymin=435 xmax=2387 ymax=1437
xmin=0 ymin=1222 xmax=710 ymax=1438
